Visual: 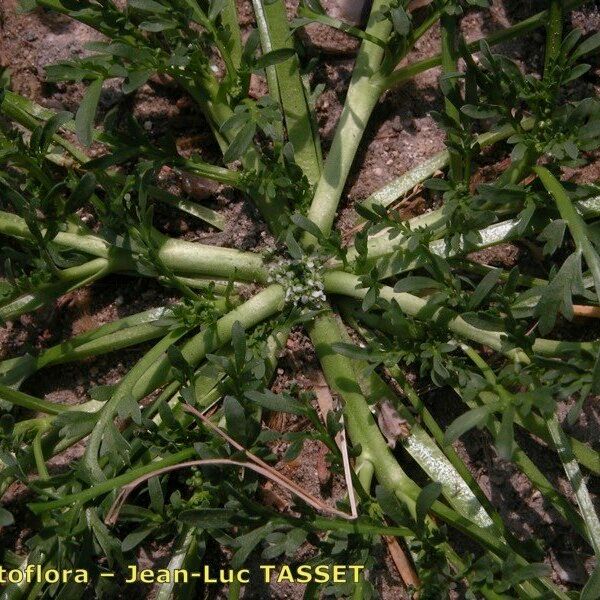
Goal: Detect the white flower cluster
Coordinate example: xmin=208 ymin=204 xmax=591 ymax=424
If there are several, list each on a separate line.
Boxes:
xmin=267 ymin=257 xmax=326 ymax=309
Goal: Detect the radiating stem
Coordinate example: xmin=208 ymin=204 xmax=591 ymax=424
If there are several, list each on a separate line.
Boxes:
xmin=308 ymin=312 xmax=566 ymax=600
xmin=346 ymin=192 xmax=600 ymax=279
xmin=0 ymin=258 xmax=112 ymax=323
xmin=546 ymin=415 xmax=600 ymax=556
xmin=0 ymin=385 xmax=69 ymax=415
xmin=33 ymin=432 xmax=50 ymax=480
xmin=0 ymin=210 xmax=269 ymax=283
xmin=83 ymin=285 xmax=285 ymax=482
xmin=83 ymin=328 xmax=188 ymax=483
xmin=359 ymin=118 xmax=534 ymax=213
xmin=305 ymin=0 xmax=392 ymax=239
xmin=253 ymin=0 xmax=322 ymax=186
xmin=324 ymin=270 xmax=597 ymax=359
xmin=333 ymin=310 xmax=495 ymax=527
xmin=154 ymin=527 xmax=199 ymax=600
xmin=324 ymin=271 xmax=526 ymax=361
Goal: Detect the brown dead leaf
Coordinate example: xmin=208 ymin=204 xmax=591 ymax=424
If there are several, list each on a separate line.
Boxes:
xmin=313 ymin=373 xmax=335 ymax=419
xmin=408 ymin=0 xmax=434 ymax=10
xmin=180 ymin=173 xmax=220 ymax=201
xmin=378 ymin=400 xmax=411 ymax=448
xmin=573 ymin=305 xmax=600 ymax=319
xmin=317 ymin=442 xmax=332 ymax=486
xmin=384 ymin=535 xmax=421 ymax=594
xmin=260 ymin=481 xmax=290 ymax=512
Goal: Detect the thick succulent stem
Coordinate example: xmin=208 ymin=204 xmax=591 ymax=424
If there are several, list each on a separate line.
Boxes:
xmin=0 ymin=211 xmax=269 ymax=283
xmin=305 ymin=0 xmax=393 ymax=238
xmin=0 ymin=258 xmax=112 ymax=323
xmin=253 ymin=0 xmax=322 ymax=187
xmin=83 ymin=285 xmax=285 ymax=482
xmin=323 ymin=270 xmax=597 ymax=359
xmin=546 ymin=415 xmax=600 ymax=556
xmin=360 ymin=118 xmax=535 ymax=212
xmin=307 ymin=312 xmax=568 ymax=600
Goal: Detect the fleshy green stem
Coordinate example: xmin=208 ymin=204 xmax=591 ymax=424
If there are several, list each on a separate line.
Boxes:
xmin=308 ymin=312 xmax=566 ymax=600
xmin=83 ymin=285 xmax=285 ymax=482
xmin=546 ymin=415 xmax=600 ymax=556
xmin=308 ymin=312 xmax=421 ymax=510
xmin=0 ymin=302 xmax=234 ymax=389
xmin=253 ymin=0 xmax=322 ymax=187
xmin=83 ymin=328 xmax=188 ymax=482
xmin=0 ymin=258 xmax=112 ymax=323
xmin=324 ymin=270 xmax=597 ymax=359
xmin=36 ymin=307 xmax=174 ymax=369
xmin=33 ymin=432 xmax=50 ymax=481
xmin=340 ymin=302 xmax=506 ymax=528
xmin=333 ymin=309 xmax=495 ymax=527
xmin=305 ymin=0 xmax=393 ymax=238
xmin=154 ymin=527 xmax=199 ymax=600
xmin=0 ymin=210 xmax=269 ymax=283
xmin=0 ymin=385 xmax=69 ymax=415
xmin=324 ymin=271 xmax=528 ymax=361
xmin=1 ymin=91 xmax=241 ymax=189
xmin=360 ymin=118 xmax=535 ymax=212
xmin=346 ymin=193 xmax=600 ymax=280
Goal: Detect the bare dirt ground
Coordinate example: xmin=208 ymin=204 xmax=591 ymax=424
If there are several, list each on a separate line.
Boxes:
xmin=1 ymin=0 xmax=600 ymax=598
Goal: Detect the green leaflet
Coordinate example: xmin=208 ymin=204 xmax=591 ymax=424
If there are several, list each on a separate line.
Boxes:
xmin=75 ymin=78 xmax=103 ymax=147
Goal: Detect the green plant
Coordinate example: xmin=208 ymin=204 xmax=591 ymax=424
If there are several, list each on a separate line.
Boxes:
xmin=1 ymin=0 xmax=600 ymax=598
